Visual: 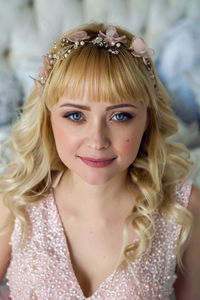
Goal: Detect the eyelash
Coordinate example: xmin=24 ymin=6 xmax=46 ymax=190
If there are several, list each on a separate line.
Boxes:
xmin=63 ymin=111 xmax=133 ymax=123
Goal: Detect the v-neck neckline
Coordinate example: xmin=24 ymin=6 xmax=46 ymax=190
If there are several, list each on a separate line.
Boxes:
xmin=50 ymin=188 xmax=122 ymax=299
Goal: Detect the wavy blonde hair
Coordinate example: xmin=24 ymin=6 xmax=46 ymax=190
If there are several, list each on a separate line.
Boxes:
xmin=0 ymin=23 xmax=193 ymax=271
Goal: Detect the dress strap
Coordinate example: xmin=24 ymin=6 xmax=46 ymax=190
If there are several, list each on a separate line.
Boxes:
xmin=174 ymin=180 xmax=193 ymax=208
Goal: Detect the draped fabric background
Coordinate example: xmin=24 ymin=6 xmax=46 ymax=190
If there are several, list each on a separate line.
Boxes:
xmin=0 ymin=1 xmax=200 ymax=298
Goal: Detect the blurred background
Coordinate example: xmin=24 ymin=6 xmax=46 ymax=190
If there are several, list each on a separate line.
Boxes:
xmin=0 ymin=1 xmax=200 ymax=298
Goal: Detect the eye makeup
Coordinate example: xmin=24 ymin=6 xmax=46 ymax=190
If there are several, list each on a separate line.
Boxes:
xmin=62 ymin=111 xmax=134 ymax=123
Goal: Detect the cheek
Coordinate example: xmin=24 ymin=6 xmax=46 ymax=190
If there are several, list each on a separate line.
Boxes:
xmin=122 ymin=138 xmax=132 ymax=150
xmin=52 ymin=123 xmax=77 ymax=153
xmin=52 ymin=126 xmax=65 ymax=142
xmin=53 ymin=127 xmax=67 ymax=148
xmin=120 ymin=138 xmax=137 ymax=153
xmin=123 ymin=134 xmax=141 ymax=148
xmin=117 ymin=132 xmax=144 ymax=157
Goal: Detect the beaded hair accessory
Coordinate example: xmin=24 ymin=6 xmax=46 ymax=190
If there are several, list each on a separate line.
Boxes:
xmin=31 ymin=26 xmax=156 ymax=94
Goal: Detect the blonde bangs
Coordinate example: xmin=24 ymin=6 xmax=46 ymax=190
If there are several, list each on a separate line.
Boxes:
xmin=44 ymin=43 xmax=152 ymax=108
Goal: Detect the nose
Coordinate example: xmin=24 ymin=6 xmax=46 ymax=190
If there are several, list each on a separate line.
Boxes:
xmin=86 ymin=120 xmax=111 ymax=150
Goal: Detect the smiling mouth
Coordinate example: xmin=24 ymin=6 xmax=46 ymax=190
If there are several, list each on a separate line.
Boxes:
xmin=80 ymin=156 xmax=116 ymax=161
xmin=78 ymin=156 xmax=116 ymax=168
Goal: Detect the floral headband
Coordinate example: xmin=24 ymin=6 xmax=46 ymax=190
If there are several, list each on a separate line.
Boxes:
xmin=31 ymin=26 xmax=156 ymax=94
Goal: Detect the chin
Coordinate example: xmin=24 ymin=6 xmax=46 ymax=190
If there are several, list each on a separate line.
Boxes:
xmin=79 ymin=173 xmax=114 ymax=186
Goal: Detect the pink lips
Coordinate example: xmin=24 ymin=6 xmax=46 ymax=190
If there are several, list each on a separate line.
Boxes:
xmin=79 ymin=156 xmax=116 ymax=168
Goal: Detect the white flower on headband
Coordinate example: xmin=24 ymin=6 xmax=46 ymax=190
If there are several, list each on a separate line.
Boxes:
xmin=98 ymin=26 xmax=127 ymax=46
xmin=68 ymin=30 xmax=90 ymax=42
xmin=38 ymin=55 xmax=51 ymax=81
xmin=129 ymin=36 xmax=155 ymax=65
xmin=30 ymin=55 xmax=51 ymax=94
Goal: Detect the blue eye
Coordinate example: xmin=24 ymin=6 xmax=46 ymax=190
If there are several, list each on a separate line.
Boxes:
xmin=112 ymin=113 xmax=133 ymax=121
xmin=63 ymin=111 xmax=133 ymax=123
xmin=64 ymin=112 xmax=84 ymax=121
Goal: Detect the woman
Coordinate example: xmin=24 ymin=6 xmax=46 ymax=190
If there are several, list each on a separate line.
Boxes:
xmin=0 ymin=22 xmax=200 ymax=299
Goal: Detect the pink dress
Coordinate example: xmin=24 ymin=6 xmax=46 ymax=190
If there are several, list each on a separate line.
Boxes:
xmin=6 ymin=180 xmax=192 ymax=300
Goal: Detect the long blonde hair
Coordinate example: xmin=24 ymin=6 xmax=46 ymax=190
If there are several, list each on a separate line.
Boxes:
xmin=0 ymin=22 xmax=193 ymax=270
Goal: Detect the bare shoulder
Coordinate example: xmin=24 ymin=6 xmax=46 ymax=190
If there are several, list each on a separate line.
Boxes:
xmin=0 ymin=194 xmax=13 ymax=282
xmin=174 ymin=184 xmax=200 ymax=300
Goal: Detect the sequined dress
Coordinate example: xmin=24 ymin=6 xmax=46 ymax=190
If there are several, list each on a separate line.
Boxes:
xmin=6 ymin=180 xmax=192 ymax=300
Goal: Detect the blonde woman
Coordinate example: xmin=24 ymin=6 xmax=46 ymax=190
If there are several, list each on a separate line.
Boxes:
xmin=0 ymin=23 xmax=200 ymax=300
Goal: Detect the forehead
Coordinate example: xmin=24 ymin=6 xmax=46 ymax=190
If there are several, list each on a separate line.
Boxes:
xmin=57 ymin=91 xmax=146 ymax=110
xmin=45 ymin=44 xmax=152 ymax=110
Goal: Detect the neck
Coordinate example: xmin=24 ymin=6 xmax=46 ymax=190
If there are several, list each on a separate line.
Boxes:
xmin=58 ymin=169 xmax=135 ymax=217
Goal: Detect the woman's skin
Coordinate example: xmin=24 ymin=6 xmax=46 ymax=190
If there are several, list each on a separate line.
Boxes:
xmin=50 ymin=93 xmax=148 ymax=296
xmin=50 ymin=92 xmax=148 ymax=187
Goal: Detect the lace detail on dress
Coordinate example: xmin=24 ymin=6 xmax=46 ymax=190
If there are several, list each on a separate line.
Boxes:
xmin=6 ymin=181 xmax=192 ymax=300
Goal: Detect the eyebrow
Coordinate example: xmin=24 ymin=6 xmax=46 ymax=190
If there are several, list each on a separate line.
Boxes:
xmin=59 ymin=103 xmax=139 ymax=111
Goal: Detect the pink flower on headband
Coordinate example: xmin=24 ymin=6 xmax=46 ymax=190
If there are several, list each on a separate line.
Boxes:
xmin=129 ymin=36 xmax=155 ymax=64
xmin=99 ymin=26 xmax=127 ymax=46
xmin=38 ymin=55 xmax=51 ymax=79
xmin=68 ymin=30 xmax=90 ymax=42
xmin=30 ymin=54 xmax=51 ymax=93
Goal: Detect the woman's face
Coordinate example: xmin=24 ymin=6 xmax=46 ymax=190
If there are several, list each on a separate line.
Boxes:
xmin=50 ymin=92 xmax=148 ymax=185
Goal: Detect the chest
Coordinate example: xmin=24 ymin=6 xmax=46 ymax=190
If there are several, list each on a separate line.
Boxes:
xmin=8 ymin=197 xmax=181 ymax=300
xmin=59 ymin=210 xmax=137 ymax=297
